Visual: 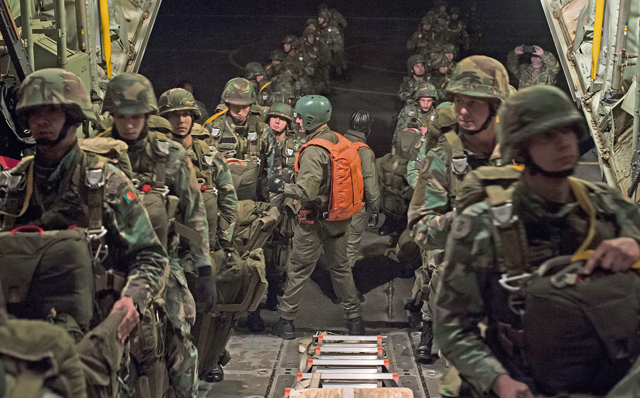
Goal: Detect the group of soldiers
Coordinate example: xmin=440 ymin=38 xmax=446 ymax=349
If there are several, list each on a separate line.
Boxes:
xmin=240 ymin=4 xmax=348 ymax=111
xmin=1 ymin=2 xmax=640 ymax=398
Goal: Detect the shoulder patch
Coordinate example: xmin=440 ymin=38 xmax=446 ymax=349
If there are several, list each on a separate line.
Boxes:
xmin=105 ymin=169 xmax=130 ymax=196
xmin=450 ymin=214 xmax=472 ymax=240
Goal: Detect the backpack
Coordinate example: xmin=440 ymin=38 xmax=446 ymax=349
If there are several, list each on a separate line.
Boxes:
xmin=459 ymin=166 xmax=640 ymax=395
xmin=295 ymin=132 xmax=364 ymax=221
xmin=376 ymin=153 xmax=410 ymax=216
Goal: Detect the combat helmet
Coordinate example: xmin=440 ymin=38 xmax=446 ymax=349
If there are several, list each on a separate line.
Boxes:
xmin=445 ymin=55 xmax=509 ymax=102
xmin=450 ymin=6 xmax=460 ymax=17
xmin=270 ymin=49 xmax=286 ymax=62
xmin=283 ymin=35 xmax=298 ymax=45
xmin=306 ymin=18 xmax=319 ymax=29
xmin=158 ymin=88 xmax=201 ymax=119
xmin=414 ymin=82 xmax=439 ymax=100
xmin=318 ymin=9 xmax=331 ymax=22
xmin=103 ymin=72 xmax=158 ymax=115
xmin=407 ymin=54 xmax=426 ymax=74
xmin=433 ymin=102 xmax=457 ymax=130
xmin=244 ymin=62 xmax=265 ymax=81
xmin=267 ymin=103 xmax=294 ymax=125
xmin=424 ymin=41 xmax=443 ymax=55
xmin=429 ymin=53 xmax=450 ymax=70
xmin=303 ymin=28 xmax=316 ymax=40
xmin=221 ymin=77 xmax=256 ymax=106
xmin=442 ymin=43 xmax=457 ymax=57
xmin=497 ymin=85 xmax=588 ymax=163
xmin=17 ymin=68 xmax=97 ymax=122
xmin=295 ymin=95 xmax=331 ymax=131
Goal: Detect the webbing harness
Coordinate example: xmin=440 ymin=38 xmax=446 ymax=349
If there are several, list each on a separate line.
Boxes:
xmin=443 ymin=131 xmax=468 ymax=176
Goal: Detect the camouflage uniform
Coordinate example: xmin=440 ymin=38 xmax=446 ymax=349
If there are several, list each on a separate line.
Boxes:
xmin=265 ymin=49 xmax=286 ymax=80
xmin=393 ymin=83 xmax=438 ymax=156
xmin=0 ymin=69 xmax=167 ymax=333
xmin=317 ymin=10 xmax=346 ymax=75
xmin=426 ymin=53 xmax=452 ymax=100
xmin=434 ymin=85 xmax=640 ymax=396
xmin=445 ymin=7 xmax=470 ymax=50
xmin=102 ymin=73 xmax=211 ymax=398
xmin=407 ymin=56 xmax=509 ymax=370
xmin=406 ymin=17 xmax=435 ymax=54
xmin=507 ymin=49 xmax=560 ymax=89
xmin=245 ymin=62 xmax=272 ymax=107
xmin=398 ymin=54 xmax=426 ymax=104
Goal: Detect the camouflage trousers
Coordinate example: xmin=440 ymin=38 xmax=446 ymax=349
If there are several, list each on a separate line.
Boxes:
xmin=165 ymin=263 xmax=198 ymax=398
xmin=412 ymin=248 xmax=445 ymax=322
xmin=346 ymin=207 xmax=368 ymax=268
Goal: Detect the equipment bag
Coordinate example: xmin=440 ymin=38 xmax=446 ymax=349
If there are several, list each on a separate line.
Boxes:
xmin=232 ymin=200 xmax=280 ymax=253
xmin=376 ymin=153 xmax=410 ymax=216
xmin=295 ymin=132 xmax=364 ymax=221
xmin=227 ymin=158 xmax=259 ymax=201
xmin=78 ymin=137 xmax=133 ymax=179
xmin=0 ymin=226 xmax=94 ymax=332
xmin=0 ymin=316 xmax=87 ymax=398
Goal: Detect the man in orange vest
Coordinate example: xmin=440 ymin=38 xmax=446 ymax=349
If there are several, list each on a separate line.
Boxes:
xmin=269 ymin=95 xmax=364 ymax=339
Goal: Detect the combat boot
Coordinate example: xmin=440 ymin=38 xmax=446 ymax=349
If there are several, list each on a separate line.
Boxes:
xmin=247 ymin=310 xmax=265 ymax=332
xmin=201 ymin=364 xmax=224 ymax=383
xmin=416 ymin=321 xmax=435 ymax=364
xmin=271 ymin=318 xmax=295 ymax=340
xmin=348 ymin=317 xmax=366 ymax=335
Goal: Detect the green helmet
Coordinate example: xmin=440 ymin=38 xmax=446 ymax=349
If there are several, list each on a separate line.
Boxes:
xmin=103 ymin=72 xmax=158 ymax=115
xmin=283 ymin=35 xmax=298 ymax=45
xmin=414 ymin=82 xmax=439 ymax=100
xmin=497 ymin=85 xmax=588 ymax=163
xmin=442 ymin=43 xmax=456 ymax=56
xmin=508 ymin=85 xmax=517 ymax=96
xmin=221 ymin=77 xmax=256 ymax=106
xmin=306 ymin=18 xmax=319 ymax=28
xmin=303 ymin=27 xmax=316 ymax=39
xmin=267 ymin=102 xmax=294 ymax=124
xmin=270 ymin=49 xmax=286 ymax=62
xmin=433 ymin=102 xmax=457 ymax=130
xmin=318 ymin=9 xmax=330 ymax=20
xmin=158 ymin=88 xmax=201 ymax=119
xmin=244 ymin=62 xmax=265 ymax=80
xmin=450 ymin=6 xmax=460 ymax=15
xmin=446 ymin=55 xmax=510 ymax=102
xmin=424 ymin=41 xmax=443 ymax=54
xmin=17 ymin=68 xmax=97 ymax=122
xmin=295 ymin=95 xmax=331 ymax=131
xmin=407 ymin=54 xmax=425 ymax=73
xmin=429 ymin=53 xmax=450 ymax=70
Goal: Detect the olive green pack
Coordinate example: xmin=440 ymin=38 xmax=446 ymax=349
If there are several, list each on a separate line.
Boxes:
xmin=376 ymin=153 xmax=411 ymax=216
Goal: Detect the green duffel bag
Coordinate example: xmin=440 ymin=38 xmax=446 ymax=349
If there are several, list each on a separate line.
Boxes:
xmin=227 ymin=159 xmax=259 ymax=201
xmin=376 ymin=153 xmax=411 ymax=216
xmin=0 ymin=226 xmax=94 ymax=333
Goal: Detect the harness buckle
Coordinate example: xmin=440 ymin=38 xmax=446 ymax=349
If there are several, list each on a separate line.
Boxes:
xmin=87 ymin=227 xmax=109 ymax=264
xmin=498 ymin=273 xmax=531 ymax=292
xmin=85 ymin=168 xmax=105 ymax=189
xmin=491 ymin=201 xmax=518 ymax=227
xmin=451 ymin=156 xmax=468 ymax=176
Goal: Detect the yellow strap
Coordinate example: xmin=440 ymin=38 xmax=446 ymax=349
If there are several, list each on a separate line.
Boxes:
xmin=203 ymin=108 xmax=228 ymax=128
xmin=0 ymin=161 xmax=34 ymax=218
xmin=569 ymin=177 xmax=640 ymax=269
xmin=259 ymin=81 xmax=272 ymax=94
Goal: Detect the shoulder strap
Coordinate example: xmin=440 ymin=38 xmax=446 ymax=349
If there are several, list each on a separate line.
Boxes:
xmin=444 ymin=130 xmax=468 ymax=176
xmin=203 ymin=108 xmax=229 ymax=128
xmin=148 ymin=131 xmax=170 ymax=188
xmin=351 ymin=141 xmax=374 ymax=155
xmin=259 ymin=81 xmax=272 ymax=94
xmin=0 ymin=157 xmax=34 ymax=231
xmin=83 ymin=153 xmax=108 ymax=235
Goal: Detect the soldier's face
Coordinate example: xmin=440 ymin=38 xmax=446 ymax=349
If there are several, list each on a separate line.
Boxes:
xmin=296 ymin=116 xmax=306 ymax=133
xmin=183 ymin=83 xmax=194 ymax=94
xmin=284 ymin=44 xmax=291 ymax=53
xmin=114 ymin=113 xmax=146 ymax=140
xmin=272 ymin=59 xmax=281 ymax=66
xmin=269 ymin=116 xmax=287 ymax=133
xmin=445 ymin=53 xmax=454 ymax=62
xmin=413 ymin=63 xmax=425 ymax=76
xmin=527 ymin=126 xmax=579 ymax=172
xmin=167 ymin=110 xmax=193 ymax=136
xmin=28 ymin=105 xmax=70 ymax=145
xmin=419 ymin=97 xmax=434 ymax=112
xmin=229 ymin=104 xmax=250 ymax=123
xmin=256 ymin=75 xmax=264 ymax=84
xmin=422 ymin=23 xmax=431 ymax=31
xmin=451 ymin=13 xmax=458 ymax=20
xmin=438 ymin=66 xmax=449 ymax=74
xmin=454 ymin=94 xmax=490 ymax=131
xmin=531 ymin=56 xmax=543 ymax=68
xmin=307 ymin=35 xmax=315 ymax=44
xmin=318 ymin=17 xmax=325 ymax=25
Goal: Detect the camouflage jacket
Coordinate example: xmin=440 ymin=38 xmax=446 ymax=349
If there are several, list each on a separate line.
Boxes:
xmin=318 ymin=23 xmax=344 ymax=52
xmin=344 ymin=129 xmax=380 ymax=214
xmin=425 ymin=72 xmax=449 ymax=100
xmin=408 ymin=126 xmax=500 ymax=255
xmin=507 ymin=51 xmax=560 ymax=89
xmin=434 ymin=178 xmax=640 ymax=394
xmin=187 ymin=124 xmax=237 ymax=245
xmin=0 ymin=143 xmax=167 ymax=312
xmin=445 ymin=19 xmax=469 ymax=48
xmin=266 ymin=126 xmax=305 ymax=208
xmin=283 ymin=126 xmax=351 ymax=234
xmin=398 ymin=76 xmax=424 ymax=104
xmin=102 ymin=127 xmax=212 ymax=270
xmin=394 ymin=104 xmax=436 ymax=156
xmin=406 ymin=30 xmax=434 ymax=53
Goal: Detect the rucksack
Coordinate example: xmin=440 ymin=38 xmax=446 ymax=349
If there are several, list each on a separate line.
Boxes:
xmin=295 ymin=132 xmax=364 ymax=221
xmin=458 ymin=166 xmax=640 ymax=395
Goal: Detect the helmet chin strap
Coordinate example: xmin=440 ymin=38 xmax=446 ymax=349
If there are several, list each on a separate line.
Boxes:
xmin=524 ymin=152 xmax=574 ymax=178
xmin=34 ymin=114 xmax=77 ymax=147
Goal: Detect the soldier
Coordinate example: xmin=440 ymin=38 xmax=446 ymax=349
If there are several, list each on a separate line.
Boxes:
xmin=395 ymin=82 xmax=438 ymax=136
xmin=435 ymin=85 xmax=640 ymax=397
xmin=507 ymin=45 xmax=560 ymax=89
xmin=318 ymin=3 xmax=347 ymax=33
xmin=445 ymin=7 xmax=470 ymax=51
xmin=317 ymin=9 xmax=346 ymax=77
xmin=204 ymin=77 xmax=269 ymax=201
xmin=426 ymin=1 xmax=450 ymax=32
xmin=262 ymin=103 xmax=305 ymax=312
xmin=345 ymin=110 xmax=380 ymax=268
xmin=270 ymin=95 xmax=364 ymax=339
xmin=398 ymin=54 xmax=427 ymax=105
xmin=101 ymin=73 xmax=213 ymax=398
xmin=178 ymin=78 xmax=210 ymax=126
xmin=406 ymin=17 xmax=434 ymax=54
xmin=0 ymin=68 xmax=167 ymax=344
xmin=426 ymin=52 xmax=452 ymax=100
xmin=283 ymin=35 xmax=300 ymax=63
xmin=245 ymin=62 xmax=272 ymax=107
xmin=407 ymin=56 xmax=509 ymax=368
xmin=266 ymin=49 xmax=286 ymax=80
xmin=442 ymin=43 xmax=458 ymax=64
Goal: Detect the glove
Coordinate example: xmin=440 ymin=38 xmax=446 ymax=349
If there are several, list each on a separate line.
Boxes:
xmin=269 ymin=177 xmax=285 ymax=194
xmin=368 ymin=213 xmax=379 ymax=228
xmin=195 ymin=266 xmax=217 ymax=313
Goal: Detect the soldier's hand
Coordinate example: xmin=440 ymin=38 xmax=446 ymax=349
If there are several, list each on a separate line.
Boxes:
xmin=514 ymin=45 xmax=524 ymax=55
xmin=269 ymin=177 xmax=285 ymax=194
xmin=533 ymin=45 xmax=544 ymax=56
xmin=420 ymin=126 xmax=428 ymax=135
xmin=110 ymin=296 xmax=140 ymax=343
xmin=195 ymin=266 xmax=217 ymax=313
xmin=491 ymin=374 xmax=534 ymax=398
xmin=584 ymin=237 xmax=640 ymax=274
